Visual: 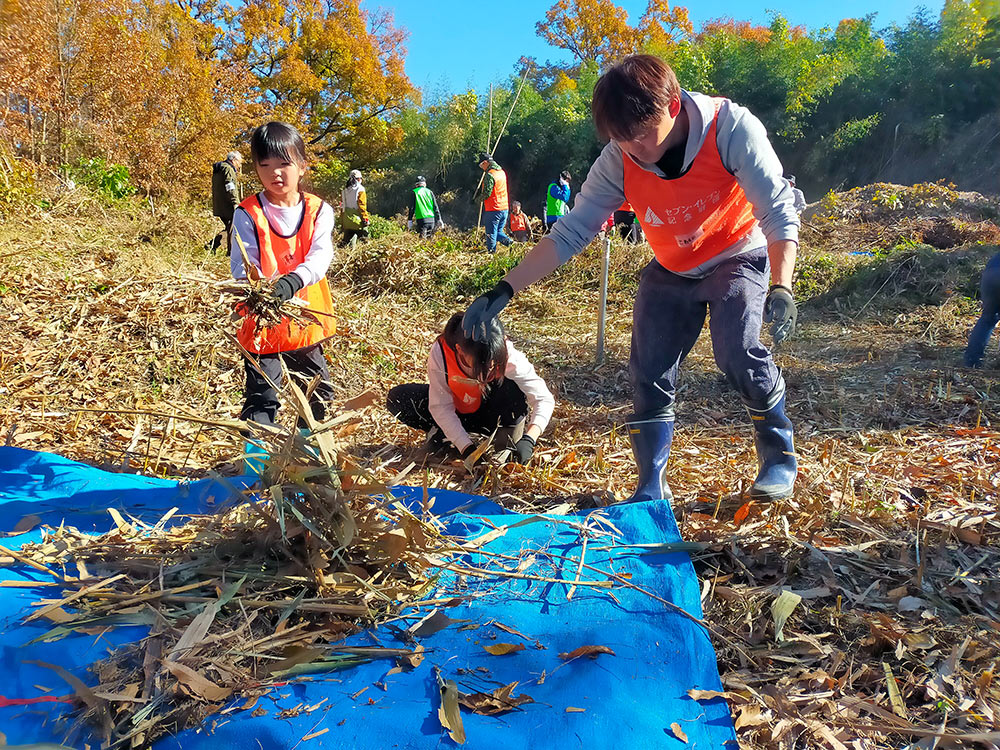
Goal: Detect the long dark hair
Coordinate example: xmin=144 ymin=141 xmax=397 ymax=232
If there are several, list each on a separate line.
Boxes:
xmin=442 ymin=312 xmax=507 ymax=382
xmin=250 ymin=121 xmax=307 ymax=165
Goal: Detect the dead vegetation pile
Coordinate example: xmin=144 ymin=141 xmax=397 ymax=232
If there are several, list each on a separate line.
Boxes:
xmin=2 ymin=182 xmax=1000 ymax=748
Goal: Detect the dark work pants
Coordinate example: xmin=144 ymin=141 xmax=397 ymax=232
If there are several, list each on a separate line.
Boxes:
xmin=339 ymin=228 xmax=367 ymax=247
xmin=211 ymin=216 xmax=233 ymax=253
xmin=965 ymin=252 xmax=1000 ymax=367
xmin=614 ymin=210 xmax=640 ymax=244
xmin=386 ymin=379 xmax=528 ymax=438
xmin=242 ymin=344 xmax=334 ymax=428
xmin=415 ymin=217 xmax=436 ymax=239
xmin=630 ymin=247 xmax=779 ymax=420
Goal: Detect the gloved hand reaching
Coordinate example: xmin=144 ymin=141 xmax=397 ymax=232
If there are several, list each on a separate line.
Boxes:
xmin=513 ymin=435 xmax=536 ymax=464
xmin=272 ymin=273 xmax=304 ymax=302
xmin=462 ymin=281 xmax=514 ymax=342
xmin=764 ymin=285 xmax=797 ymax=344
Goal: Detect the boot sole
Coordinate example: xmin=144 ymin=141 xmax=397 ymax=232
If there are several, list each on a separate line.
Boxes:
xmin=748 ymin=486 xmax=794 ymax=502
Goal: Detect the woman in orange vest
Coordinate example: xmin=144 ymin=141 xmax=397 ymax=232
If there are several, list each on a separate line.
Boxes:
xmin=507 ymin=201 xmax=533 ymax=242
xmin=462 ymin=55 xmax=801 ymax=504
xmin=230 ymin=121 xmax=337 ymax=449
xmin=386 ymin=313 xmax=554 ymax=464
xmin=475 ymin=152 xmax=513 ymax=254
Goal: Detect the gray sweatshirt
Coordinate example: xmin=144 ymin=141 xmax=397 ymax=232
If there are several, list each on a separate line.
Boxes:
xmin=548 ymin=90 xmax=800 ymax=278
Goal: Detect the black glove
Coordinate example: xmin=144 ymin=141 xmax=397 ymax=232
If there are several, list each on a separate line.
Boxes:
xmin=462 ymin=281 xmax=514 ymax=342
xmin=273 ymin=273 xmax=304 ymax=302
xmin=513 ymin=435 xmax=536 ymax=464
xmin=764 ymin=284 xmax=797 ymax=344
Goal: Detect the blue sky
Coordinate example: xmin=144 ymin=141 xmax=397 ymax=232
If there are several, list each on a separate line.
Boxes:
xmin=372 ymin=0 xmax=943 ymax=95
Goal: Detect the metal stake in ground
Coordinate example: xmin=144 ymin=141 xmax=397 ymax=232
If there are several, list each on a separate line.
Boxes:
xmin=596 ymin=233 xmax=611 ymax=365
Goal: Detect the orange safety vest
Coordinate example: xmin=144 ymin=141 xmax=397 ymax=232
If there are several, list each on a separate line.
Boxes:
xmin=623 ymin=98 xmax=757 ymax=273
xmin=509 ymin=211 xmax=528 ymax=231
xmin=438 ymin=337 xmax=503 ymax=414
xmin=236 ymin=192 xmax=337 ymax=354
xmin=483 ymin=168 xmax=509 ymax=212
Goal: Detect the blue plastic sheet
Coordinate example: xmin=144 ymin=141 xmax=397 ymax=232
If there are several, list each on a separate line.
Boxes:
xmin=0 ymin=448 xmax=736 ymax=748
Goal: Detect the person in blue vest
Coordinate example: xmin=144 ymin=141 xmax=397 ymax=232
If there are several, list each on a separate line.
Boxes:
xmin=407 ymin=176 xmax=444 ymax=239
xmin=964 ymin=252 xmax=1000 ymax=368
xmin=545 ymin=170 xmax=571 ymax=231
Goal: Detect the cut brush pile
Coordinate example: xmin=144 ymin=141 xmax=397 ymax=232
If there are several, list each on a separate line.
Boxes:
xmin=12 ymin=380 xmax=458 ymax=748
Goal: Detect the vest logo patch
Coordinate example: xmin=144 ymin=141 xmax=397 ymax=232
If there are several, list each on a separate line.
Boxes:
xmin=644 ymin=207 xmax=664 ymax=226
xmin=462 ymin=393 xmax=477 ymax=404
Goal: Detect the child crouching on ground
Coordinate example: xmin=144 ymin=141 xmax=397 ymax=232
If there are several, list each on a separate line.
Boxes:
xmin=231 ymin=121 xmax=337 ymax=440
xmin=386 ymin=313 xmax=554 ymax=463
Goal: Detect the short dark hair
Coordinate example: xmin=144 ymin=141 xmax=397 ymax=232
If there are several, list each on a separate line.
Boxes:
xmin=442 ymin=312 xmax=508 ymax=382
xmin=560 ymin=170 xmax=571 ymax=181
xmin=592 ymin=55 xmax=681 ymax=142
xmin=250 ymin=121 xmax=307 ymax=165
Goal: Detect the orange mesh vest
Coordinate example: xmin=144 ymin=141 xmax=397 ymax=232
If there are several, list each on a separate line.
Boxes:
xmin=623 ymin=98 xmax=757 ymax=273
xmin=236 ymin=192 xmax=337 ymax=354
xmin=509 ymin=211 xmax=527 ymax=231
xmin=483 ymin=168 xmax=509 ymax=212
xmin=438 ymin=338 xmax=488 ymax=414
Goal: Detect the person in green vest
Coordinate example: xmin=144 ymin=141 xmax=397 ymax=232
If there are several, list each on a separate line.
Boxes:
xmin=407 ymin=175 xmax=444 ymax=239
xmin=545 ymin=170 xmax=571 ymax=232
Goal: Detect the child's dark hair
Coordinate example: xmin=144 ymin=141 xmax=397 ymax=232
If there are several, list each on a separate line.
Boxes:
xmin=250 ymin=121 xmax=307 ymax=165
xmin=443 ymin=312 xmax=507 ymax=382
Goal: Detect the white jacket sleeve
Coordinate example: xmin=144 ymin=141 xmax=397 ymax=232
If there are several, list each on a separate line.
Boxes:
xmin=229 ymin=207 xmax=260 ymax=279
xmin=291 ymin=202 xmax=335 ymax=287
xmin=427 ymin=344 xmax=473 ymax=452
xmin=504 ymin=342 xmax=555 ymax=435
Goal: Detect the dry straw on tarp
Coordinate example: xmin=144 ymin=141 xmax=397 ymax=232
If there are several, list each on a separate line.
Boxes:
xmin=13 ymin=373 xmax=462 ymax=747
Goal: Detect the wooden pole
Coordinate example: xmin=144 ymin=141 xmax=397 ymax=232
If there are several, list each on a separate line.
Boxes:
xmin=596 ymin=234 xmax=611 ymax=365
xmin=474 ymin=67 xmax=533 ymax=238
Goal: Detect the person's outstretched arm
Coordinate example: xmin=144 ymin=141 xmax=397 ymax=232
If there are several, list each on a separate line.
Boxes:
xmin=462 ymin=144 xmax=625 ymax=340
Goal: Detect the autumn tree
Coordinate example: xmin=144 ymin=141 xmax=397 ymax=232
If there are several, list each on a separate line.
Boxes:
xmin=228 ymin=0 xmax=417 ymax=170
xmin=535 ymin=0 xmax=637 ymax=65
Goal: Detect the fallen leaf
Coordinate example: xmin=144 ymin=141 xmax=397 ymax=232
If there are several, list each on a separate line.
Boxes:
xmin=483 ymin=642 xmax=525 ymax=656
xmin=733 ymin=501 xmax=754 ymax=526
xmin=565 ymin=706 xmax=586 ymax=713
xmin=687 ymin=689 xmax=747 ymax=704
xmin=669 ymin=722 xmax=689 ymax=743
xmin=10 ymin=514 xmax=42 ymax=535
xmin=734 ymin=704 xmax=772 ymax=730
xmin=165 ymin=661 xmax=232 ymax=702
xmin=400 ymin=644 xmax=425 ymax=670
xmin=558 ymin=645 xmax=615 ymax=661
xmin=458 ymin=681 xmax=534 ymax=715
xmin=409 ymin=609 xmax=466 ymax=638
xmin=770 ymin=590 xmax=802 ymax=642
xmin=436 ymin=670 xmax=465 ymax=745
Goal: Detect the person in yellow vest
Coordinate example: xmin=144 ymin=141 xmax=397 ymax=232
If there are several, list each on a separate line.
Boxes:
xmin=507 ymin=201 xmax=533 ymax=242
xmin=462 ymin=55 xmax=801 ymax=504
xmin=386 ymin=313 xmax=554 ymax=464
xmin=474 ymin=152 xmax=512 ymax=253
xmin=339 ymin=169 xmax=369 ymax=247
xmin=230 ymin=121 xmax=337 ymax=467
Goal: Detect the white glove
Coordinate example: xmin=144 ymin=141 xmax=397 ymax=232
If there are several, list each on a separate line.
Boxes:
xmin=407 ymin=220 xmax=413 ymax=230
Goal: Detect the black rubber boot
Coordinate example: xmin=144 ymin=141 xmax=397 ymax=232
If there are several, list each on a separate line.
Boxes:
xmin=744 ymin=379 xmax=797 ymax=501
xmin=624 ymin=417 xmax=675 ymax=503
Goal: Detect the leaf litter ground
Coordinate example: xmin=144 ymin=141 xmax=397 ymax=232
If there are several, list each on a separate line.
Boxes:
xmin=1 ymin=182 xmax=999 ymax=748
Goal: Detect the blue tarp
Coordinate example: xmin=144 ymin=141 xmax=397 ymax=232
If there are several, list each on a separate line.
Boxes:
xmin=0 ymin=447 xmax=736 ymax=749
